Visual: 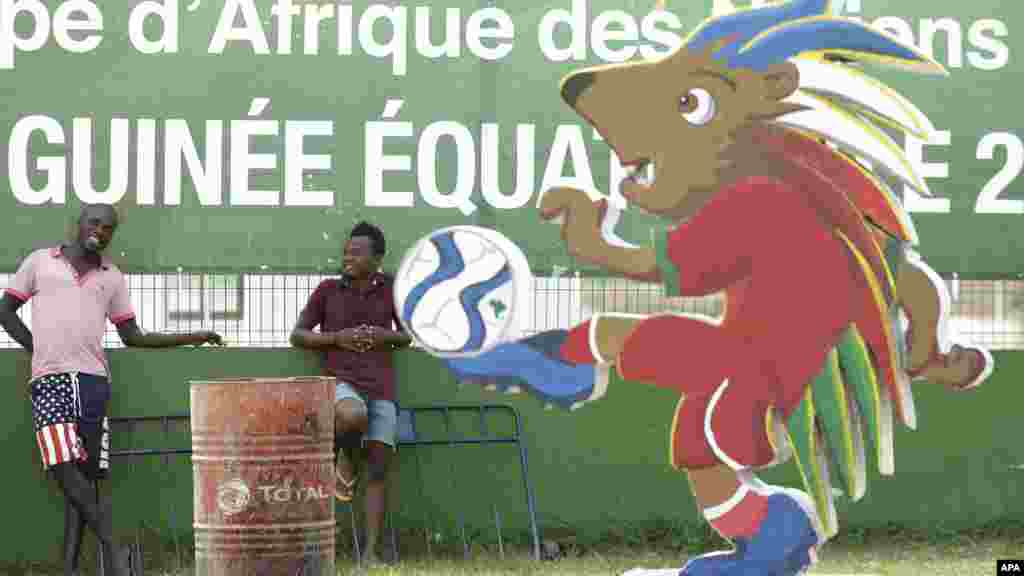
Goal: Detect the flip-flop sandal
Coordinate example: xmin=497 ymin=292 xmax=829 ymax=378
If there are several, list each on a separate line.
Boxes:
xmin=335 ymin=468 xmax=358 ymax=502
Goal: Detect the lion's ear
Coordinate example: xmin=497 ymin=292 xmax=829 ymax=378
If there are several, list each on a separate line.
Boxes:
xmin=762 ymin=62 xmax=799 ymax=100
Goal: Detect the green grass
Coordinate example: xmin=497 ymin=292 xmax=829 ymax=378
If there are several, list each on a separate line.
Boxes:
xmin=7 ymin=520 xmax=1023 ymax=575
xmin=328 ymin=540 xmax=1017 ymax=576
xmin=7 ymin=543 xmax=1021 ymax=576
xmin=54 ymin=540 xmax=1012 ymax=576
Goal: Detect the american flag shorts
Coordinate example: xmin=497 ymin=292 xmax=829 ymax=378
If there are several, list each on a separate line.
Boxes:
xmin=30 ymin=372 xmax=110 ymax=477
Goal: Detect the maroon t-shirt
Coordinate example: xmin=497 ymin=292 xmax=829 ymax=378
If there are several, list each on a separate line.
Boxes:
xmin=297 ymin=272 xmax=403 ymax=402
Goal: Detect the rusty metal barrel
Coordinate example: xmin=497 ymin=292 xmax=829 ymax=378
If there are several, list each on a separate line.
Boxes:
xmin=190 ymin=376 xmax=336 ymax=576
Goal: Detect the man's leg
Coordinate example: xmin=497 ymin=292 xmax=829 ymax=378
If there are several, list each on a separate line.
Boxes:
xmin=74 ymin=373 xmax=128 ymax=576
xmin=62 ymin=497 xmax=85 ymax=576
xmin=31 ymin=373 xmax=124 ymax=576
xmin=49 ymin=463 xmax=124 ymax=576
xmin=362 ymin=441 xmax=393 ymax=564
xmin=334 ymin=381 xmax=369 ymax=501
xmin=360 ymin=399 xmax=398 ymax=565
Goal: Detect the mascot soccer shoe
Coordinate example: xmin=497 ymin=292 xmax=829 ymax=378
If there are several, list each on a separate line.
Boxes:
xmin=441 ymin=330 xmax=608 ymax=411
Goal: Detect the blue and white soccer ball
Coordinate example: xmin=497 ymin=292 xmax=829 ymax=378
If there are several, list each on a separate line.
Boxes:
xmin=394 ymin=226 xmax=532 ymax=358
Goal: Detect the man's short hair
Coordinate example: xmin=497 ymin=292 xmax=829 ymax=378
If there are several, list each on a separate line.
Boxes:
xmin=350 ymin=221 xmax=386 ymax=257
xmin=78 ymin=203 xmax=120 ymax=225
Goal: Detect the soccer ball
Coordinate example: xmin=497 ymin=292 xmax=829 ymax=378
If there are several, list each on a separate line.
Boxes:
xmin=394 ymin=226 xmax=531 ymax=358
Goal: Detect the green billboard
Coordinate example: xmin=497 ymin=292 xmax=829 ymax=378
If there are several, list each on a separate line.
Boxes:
xmin=0 ymin=0 xmax=1019 ymax=275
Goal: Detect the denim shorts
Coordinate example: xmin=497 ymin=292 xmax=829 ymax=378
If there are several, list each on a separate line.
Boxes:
xmin=335 ymin=380 xmax=397 ymax=449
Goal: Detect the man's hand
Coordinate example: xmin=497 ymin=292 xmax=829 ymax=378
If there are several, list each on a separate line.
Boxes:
xmin=354 ymin=325 xmax=385 ymax=351
xmin=334 ymin=328 xmax=372 ymax=352
xmin=351 ymin=325 xmax=411 ymax=351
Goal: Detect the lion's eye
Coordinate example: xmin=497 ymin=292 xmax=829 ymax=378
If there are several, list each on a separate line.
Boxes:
xmin=680 ymin=88 xmax=715 ymax=126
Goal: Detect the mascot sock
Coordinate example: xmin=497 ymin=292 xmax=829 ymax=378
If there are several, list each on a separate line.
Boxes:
xmin=560 ymin=319 xmax=599 ymax=364
xmin=704 ymin=482 xmax=770 ymax=540
xmin=683 ymin=475 xmax=819 ymax=575
xmin=679 ymin=481 xmax=767 ymax=575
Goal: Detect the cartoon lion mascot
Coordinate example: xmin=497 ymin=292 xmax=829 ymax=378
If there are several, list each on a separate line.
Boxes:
xmin=432 ymin=0 xmax=994 ymax=573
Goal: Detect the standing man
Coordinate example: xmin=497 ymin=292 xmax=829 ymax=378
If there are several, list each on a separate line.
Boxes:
xmin=290 ymin=221 xmax=411 ymax=567
xmin=0 ymin=204 xmax=223 ymax=576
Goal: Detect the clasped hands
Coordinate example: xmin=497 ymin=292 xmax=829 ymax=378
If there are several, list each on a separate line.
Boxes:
xmin=333 ymin=324 xmax=385 ymax=352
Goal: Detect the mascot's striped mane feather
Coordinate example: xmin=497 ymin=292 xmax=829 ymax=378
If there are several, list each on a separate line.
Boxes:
xmin=680 ymin=0 xmax=947 ymax=539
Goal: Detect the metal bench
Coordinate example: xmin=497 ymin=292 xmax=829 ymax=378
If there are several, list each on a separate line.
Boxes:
xmin=96 ymin=414 xmax=192 ymax=575
xmin=356 ymin=404 xmax=542 ymax=563
xmin=97 ymin=403 xmax=542 ymax=574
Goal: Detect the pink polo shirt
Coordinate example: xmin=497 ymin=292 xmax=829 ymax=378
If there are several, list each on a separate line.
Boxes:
xmin=5 ymin=246 xmax=135 ymax=380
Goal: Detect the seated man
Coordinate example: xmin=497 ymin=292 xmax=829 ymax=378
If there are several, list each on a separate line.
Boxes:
xmin=290 ymin=221 xmax=411 ymax=566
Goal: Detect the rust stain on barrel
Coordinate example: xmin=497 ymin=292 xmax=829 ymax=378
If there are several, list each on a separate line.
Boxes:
xmin=190 ymin=376 xmax=336 ymax=576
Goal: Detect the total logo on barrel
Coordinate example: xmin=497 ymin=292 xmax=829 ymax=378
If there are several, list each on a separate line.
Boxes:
xmin=215 ymin=479 xmax=251 ymax=516
xmin=214 ymin=477 xmax=331 ymax=516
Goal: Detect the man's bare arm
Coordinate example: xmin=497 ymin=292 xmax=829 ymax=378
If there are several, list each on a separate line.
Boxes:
xmin=290 ymin=306 xmax=338 ymax=349
xmin=373 ymin=329 xmax=412 ymax=348
xmin=290 ymin=309 xmax=371 ymax=352
xmin=291 ymin=328 xmax=339 ymax=349
xmin=116 ymin=318 xmax=222 ymax=348
xmin=0 ymin=293 xmax=32 ymax=353
xmin=357 ymin=325 xmax=412 ymax=350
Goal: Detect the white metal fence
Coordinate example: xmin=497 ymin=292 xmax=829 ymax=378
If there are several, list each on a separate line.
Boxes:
xmin=1 ymin=273 xmax=1021 ymax=350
